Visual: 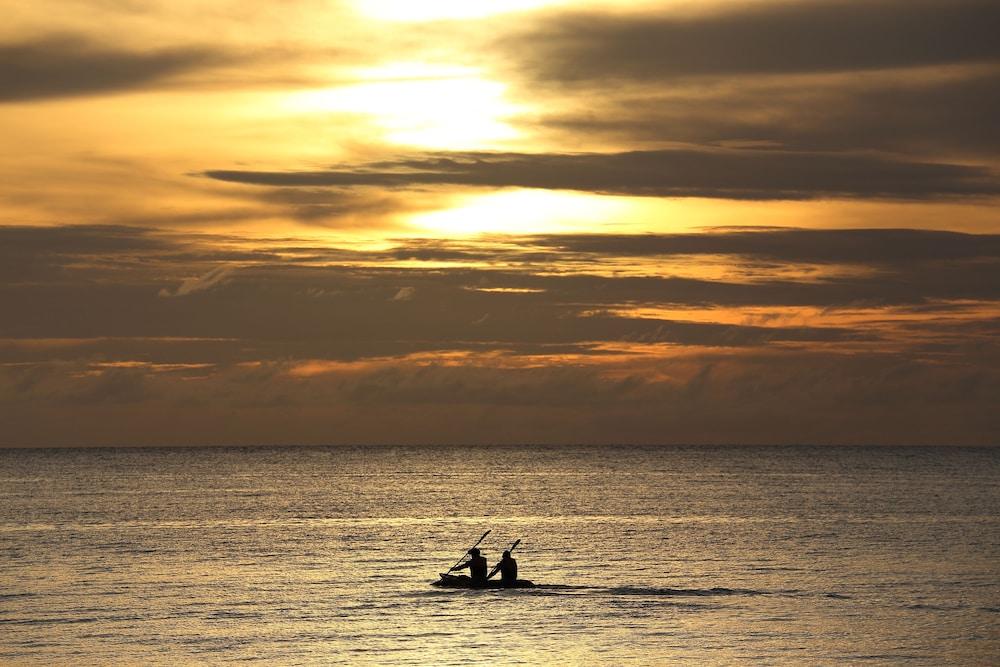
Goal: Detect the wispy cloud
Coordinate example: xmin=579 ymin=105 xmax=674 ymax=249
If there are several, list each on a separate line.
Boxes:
xmin=158 ymin=265 xmax=237 ymax=298
xmin=391 ymin=286 xmax=416 ymax=301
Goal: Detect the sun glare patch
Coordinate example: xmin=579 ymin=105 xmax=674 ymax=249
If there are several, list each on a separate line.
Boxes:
xmin=283 ymin=63 xmax=524 ymax=149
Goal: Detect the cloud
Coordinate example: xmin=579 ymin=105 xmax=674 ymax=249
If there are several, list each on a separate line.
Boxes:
xmin=204 ymin=149 xmax=1000 ymax=201
xmin=252 ymin=188 xmax=417 ymax=228
xmin=0 ymin=260 xmax=988 ymax=362
xmin=1 ymin=224 xmax=996 ymax=370
xmin=158 ymin=265 xmax=237 ymax=298
xmin=2 ymin=223 xmax=997 ymax=445
xmin=0 ymin=224 xmax=173 ymax=284
xmin=507 ymin=0 xmax=1000 ymax=83
xmin=496 ymin=1 xmax=1000 ymax=161
xmin=0 ymin=35 xmax=230 ymax=102
xmin=535 ymin=67 xmax=1000 ymax=157
xmin=0 ymin=223 xmax=169 ymax=255
xmin=528 ymin=228 xmax=1000 ymax=264
xmin=2 ymin=348 xmax=997 ymax=446
xmin=391 ymin=286 xmax=416 ymax=301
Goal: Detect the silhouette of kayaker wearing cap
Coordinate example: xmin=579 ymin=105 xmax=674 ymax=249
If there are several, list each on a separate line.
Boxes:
xmin=449 ymin=547 xmax=488 ymax=584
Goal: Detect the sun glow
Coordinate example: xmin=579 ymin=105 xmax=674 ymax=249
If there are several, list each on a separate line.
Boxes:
xmin=356 ymin=0 xmax=566 ymax=21
xmin=284 ymin=63 xmax=524 ymax=149
xmin=354 ymin=0 xmax=694 ymax=22
xmin=407 ymin=189 xmax=630 ymax=236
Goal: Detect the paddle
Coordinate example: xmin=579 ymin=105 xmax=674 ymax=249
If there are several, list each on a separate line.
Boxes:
xmin=487 ymin=538 xmax=521 ymax=580
xmin=446 ymin=529 xmax=491 ymax=574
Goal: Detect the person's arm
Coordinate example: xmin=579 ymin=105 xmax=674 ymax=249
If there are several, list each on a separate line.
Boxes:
xmin=449 ymin=560 xmax=471 ymax=572
xmin=488 ymin=559 xmax=507 ymax=579
xmin=493 ymin=560 xmax=515 ymax=580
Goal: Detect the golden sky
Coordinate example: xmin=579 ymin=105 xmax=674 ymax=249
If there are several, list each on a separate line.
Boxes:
xmin=1 ymin=0 xmax=998 ymax=445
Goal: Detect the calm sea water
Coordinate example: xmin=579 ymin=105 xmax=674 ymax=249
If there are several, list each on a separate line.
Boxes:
xmin=1 ymin=445 xmax=997 ymax=665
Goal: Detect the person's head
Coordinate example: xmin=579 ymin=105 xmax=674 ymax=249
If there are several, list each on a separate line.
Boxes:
xmin=468 ymin=548 xmax=480 ymax=556
xmin=503 ymin=550 xmax=511 ymax=559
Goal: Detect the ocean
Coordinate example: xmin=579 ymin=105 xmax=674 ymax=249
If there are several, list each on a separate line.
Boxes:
xmin=1 ymin=445 xmax=997 ymax=665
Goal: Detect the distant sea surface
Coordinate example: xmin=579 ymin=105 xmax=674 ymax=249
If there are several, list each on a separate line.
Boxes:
xmin=1 ymin=445 xmax=997 ymax=665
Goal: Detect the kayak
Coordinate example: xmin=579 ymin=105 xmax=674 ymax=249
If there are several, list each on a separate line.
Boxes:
xmin=433 ymin=573 xmax=536 ymax=589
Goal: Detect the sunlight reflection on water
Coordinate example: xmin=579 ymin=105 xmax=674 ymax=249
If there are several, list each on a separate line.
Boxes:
xmin=1 ymin=445 xmax=998 ymax=664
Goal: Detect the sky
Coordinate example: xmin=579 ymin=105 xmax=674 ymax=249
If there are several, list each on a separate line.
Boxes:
xmin=1 ymin=0 xmax=998 ymax=446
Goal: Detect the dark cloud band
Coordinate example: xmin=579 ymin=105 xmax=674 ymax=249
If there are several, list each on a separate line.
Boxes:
xmin=205 ymin=149 xmax=1000 ymax=200
xmin=1 ymin=225 xmax=997 ymax=356
xmin=508 ymin=0 xmax=1000 ymax=83
xmin=536 ymin=68 xmax=1000 ymax=157
xmin=527 ymin=229 xmax=1000 ymax=264
xmin=0 ymin=35 xmax=228 ymax=102
xmin=2 ymin=223 xmax=996 ymax=445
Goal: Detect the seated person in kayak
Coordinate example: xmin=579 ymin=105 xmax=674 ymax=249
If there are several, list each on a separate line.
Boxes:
xmin=495 ymin=549 xmax=517 ymax=585
xmin=449 ymin=547 xmax=488 ymax=584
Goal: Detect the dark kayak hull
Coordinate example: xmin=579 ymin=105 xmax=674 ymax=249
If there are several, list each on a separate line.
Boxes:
xmin=433 ymin=573 xmax=536 ymax=589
